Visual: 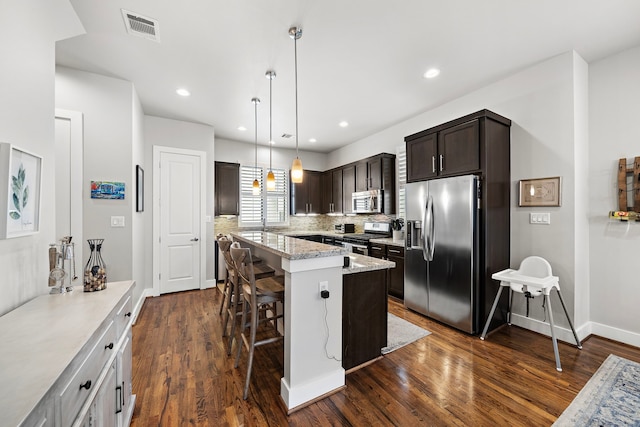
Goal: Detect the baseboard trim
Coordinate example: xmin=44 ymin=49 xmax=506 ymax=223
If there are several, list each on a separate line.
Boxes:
xmin=131 ymin=287 xmax=156 ymax=325
xmin=509 ymin=314 xmax=640 ymax=348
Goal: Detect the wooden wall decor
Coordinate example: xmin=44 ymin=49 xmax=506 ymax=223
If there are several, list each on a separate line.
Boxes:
xmin=617 ymin=156 xmax=640 ymax=212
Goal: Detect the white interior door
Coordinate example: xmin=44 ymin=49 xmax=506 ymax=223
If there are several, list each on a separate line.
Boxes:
xmin=54 ymin=110 xmax=83 ymax=283
xmin=156 ymin=148 xmax=203 ymax=294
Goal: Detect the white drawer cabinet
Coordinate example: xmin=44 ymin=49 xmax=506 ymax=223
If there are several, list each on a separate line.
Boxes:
xmin=0 ymin=281 xmax=136 ymax=427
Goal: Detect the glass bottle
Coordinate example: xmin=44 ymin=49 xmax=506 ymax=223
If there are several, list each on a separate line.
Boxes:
xmin=84 ymin=239 xmax=107 ymax=292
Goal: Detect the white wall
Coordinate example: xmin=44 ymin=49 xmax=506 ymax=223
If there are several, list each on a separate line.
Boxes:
xmin=215 ymin=137 xmax=327 ymax=172
xmin=588 ymin=45 xmax=640 ymax=345
xmin=55 ymin=67 xmax=135 ymax=292
xmin=131 ymin=89 xmax=146 ymax=304
xmin=144 ymin=116 xmax=216 ymax=283
xmin=0 ymin=1 xmax=83 ymax=316
xmin=328 ymin=51 xmax=590 ymax=341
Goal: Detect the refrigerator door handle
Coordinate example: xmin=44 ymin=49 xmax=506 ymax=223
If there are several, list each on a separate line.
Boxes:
xmin=421 ymin=198 xmax=428 ymax=261
xmin=424 ymin=195 xmax=434 ymax=261
xmin=428 ymin=195 xmax=435 ymax=260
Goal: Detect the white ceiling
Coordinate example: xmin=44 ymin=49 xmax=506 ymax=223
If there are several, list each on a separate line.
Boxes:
xmin=56 ymin=0 xmax=640 ymax=153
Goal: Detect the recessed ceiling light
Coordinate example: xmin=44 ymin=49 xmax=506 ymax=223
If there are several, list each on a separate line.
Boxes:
xmin=339 ymin=121 xmax=349 ymax=128
xmin=237 ymin=126 xmax=247 ymax=131
xmin=309 ymin=138 xmax=317 ymax=143
xmin=176 ymin=88 xmax=190 ymax=96
xmin=423 ymin=68 xmax=440 ymax=79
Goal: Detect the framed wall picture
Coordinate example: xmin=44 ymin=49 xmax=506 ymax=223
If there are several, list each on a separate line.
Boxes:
xmin=136 ymin=165 xmax=144 ymax=212
xmin=0 ymin=143 xmax=43 ymax=238
xmin=90 ymin=180 xmax=125 ymax=199
xmin=518 ymin=176 xmax=561 ymax=207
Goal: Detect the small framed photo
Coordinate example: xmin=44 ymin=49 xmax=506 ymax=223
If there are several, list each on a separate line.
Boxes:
xmin=91 ymin=180 xmax=125 ymax=199
xmin=0 ymin=143 xmax=43 ymax=238
xmin=518 ymin=176 xmax=561 ymax=207
xmin=136 ymin=165 xmax=144 ymax=212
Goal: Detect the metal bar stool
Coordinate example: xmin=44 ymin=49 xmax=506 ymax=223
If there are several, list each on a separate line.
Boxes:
xmin=480 ymin=256 xmax=582 ymax=371
xmin=218 ymin=237 xmax=275 ymax=355
xmin=230 ymin=245 xmax=284 ymax=400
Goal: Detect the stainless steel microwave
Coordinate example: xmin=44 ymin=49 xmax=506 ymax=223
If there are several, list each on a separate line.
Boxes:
xmin=352 ymin=189 xmax=383 ymax=214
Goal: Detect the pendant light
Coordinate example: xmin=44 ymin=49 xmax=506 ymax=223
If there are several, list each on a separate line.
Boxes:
xmin=289 ymin=26 xmax=304 ymax=184
xmin=251 ymin=97 xmax=261 ymax=195
xmin=266 ymin=70 xmax=276 ymax=191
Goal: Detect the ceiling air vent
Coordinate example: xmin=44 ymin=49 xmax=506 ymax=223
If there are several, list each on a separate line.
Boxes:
xmin=121 ymin=9 xmax=160 ymax=42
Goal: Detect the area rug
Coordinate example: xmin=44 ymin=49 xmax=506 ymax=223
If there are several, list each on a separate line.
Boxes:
xmin=553 ymin=354 xmax=640 ymax=426
xmin=382 ymin=313 xmax=431 ymax=354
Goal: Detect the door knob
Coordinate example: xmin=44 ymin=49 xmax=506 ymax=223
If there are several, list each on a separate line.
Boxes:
xmin=191 ymin=237 xmax=199 ymax=242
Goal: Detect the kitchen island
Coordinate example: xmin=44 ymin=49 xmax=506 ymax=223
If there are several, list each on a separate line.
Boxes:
xmin=230 ymin=232 xmax=393 ymax=412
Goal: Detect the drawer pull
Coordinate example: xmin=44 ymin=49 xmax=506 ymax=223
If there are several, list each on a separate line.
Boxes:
xmin=371 ymin=246 xmax=382 ymax=250
xmin=125 ymin=312 xmax=132 ymax=317
xmin=105 ymin=342 xmax=114 ymax=350
xmin=389 ymin=249 xmax=401 ymax=254
xmin=79 ymin=380 xmax=92 ymax=390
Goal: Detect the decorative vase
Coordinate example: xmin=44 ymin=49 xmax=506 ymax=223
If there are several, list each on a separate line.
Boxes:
xmin=392 ymin=230 xmax=404 ymax=241
xmin=84 ymin=239 xmax=107 ymax=292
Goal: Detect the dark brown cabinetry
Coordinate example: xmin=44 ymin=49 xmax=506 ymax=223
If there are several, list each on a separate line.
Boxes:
xmin=405 ymin=109 xmax=512 ymax=333
xmin=352 ymin=154 xmax=396 ymax=214
xmin=369 ymin=243 xmax=405 ymax=300
xmin=214 ymin=161 xmax=239 ymax=216
xmin=343 ymin=269 xmax=387 ymax=371
xmin=406 ymin=119 xmax=480 ymax=182
xmin=291 ymin=170 xmax=322 ymax=215
xmin=321 ymin=169 xmax=343 ymax=214
xmin=342 ymin=165 xmax=356 ymax=214
xmin=386 ymin=246 xmax=405 ymax=300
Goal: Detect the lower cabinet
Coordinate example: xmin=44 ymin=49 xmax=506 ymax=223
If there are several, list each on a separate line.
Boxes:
xmin=386 ymin=246 xmax=405 ymax=300
xmin=342 ymin=269 xmax=387 ymax=371
xmin=369 ymin=243 xmax=405 ymax=300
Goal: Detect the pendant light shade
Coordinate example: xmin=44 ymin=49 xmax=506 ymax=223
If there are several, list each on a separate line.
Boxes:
xmin=251 ymin=97 xmax=261 ymax=195
xmin=266 ymin=170 xmax=276 ymax=191
xmin=289 ymin=26 xmax=303 ymax=184
xmin=266 ymin=70 xmax=276 ymax=191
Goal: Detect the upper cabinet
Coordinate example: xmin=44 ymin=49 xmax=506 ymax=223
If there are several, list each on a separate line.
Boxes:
xmin=342 ymin=165 xmax=356 ymax=214
xmin=291 ymin=170 xmax=322 ymax=215
xmin=214 ymin=161 xmax=239 ymax=215
xmin=322 ymin=169 xmax=343 ymax=214
xmin=405 ymin=110 xmax=510 ymax=183
xmin=353 ymin=154 xmax=396 ymax=214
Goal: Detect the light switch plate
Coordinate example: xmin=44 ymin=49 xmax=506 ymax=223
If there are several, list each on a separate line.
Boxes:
xmin=529 ymin=213 xmax=550 ymax=225
xmin=111 ymin=216 xmax=125 ymax=227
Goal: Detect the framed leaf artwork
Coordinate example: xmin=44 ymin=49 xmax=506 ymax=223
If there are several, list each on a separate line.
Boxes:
xmin=0 ymin=143 xmax=42 ymax=238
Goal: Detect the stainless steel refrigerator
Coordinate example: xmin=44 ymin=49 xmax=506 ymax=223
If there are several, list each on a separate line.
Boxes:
xmin=404 ymin=175 xmax=480 ymax=334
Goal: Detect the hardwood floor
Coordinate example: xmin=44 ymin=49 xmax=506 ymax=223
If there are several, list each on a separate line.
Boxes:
xmin=130 ymin=288 xmax=640 ymax=426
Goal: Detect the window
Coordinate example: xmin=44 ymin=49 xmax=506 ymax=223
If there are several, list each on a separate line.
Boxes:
xmin=396 ymin=145 xmax=406 ymax=221
xmin=239 ymin=165 xmax=289 ymax=227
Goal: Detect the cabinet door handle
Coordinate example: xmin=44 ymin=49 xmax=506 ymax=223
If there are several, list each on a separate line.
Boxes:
xmin=388 ymin=249 xmax=401 ymax=254
xmin=432 ymin=156 xmax=436 ymax=173
xmin=105 ymin=342 xmax=114 ymax=350
xmin=116 ymin=385 xmax=123 ymax=413
xmin=371 ymin=246 xmax=383 ymax=250
xmin=79 ymin=380 xmax=92 ymax=390
xmin=439 ymin=154 xmax=444 ymax=172
xmin=125 ymin=312 xmax=132 ymax=317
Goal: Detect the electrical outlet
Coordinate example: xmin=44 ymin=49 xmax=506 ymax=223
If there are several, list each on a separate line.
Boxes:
xmin=319 ymin=281 xmax=329 ymax=299
xmin=319 ymin=281 xmax=329 ymax=293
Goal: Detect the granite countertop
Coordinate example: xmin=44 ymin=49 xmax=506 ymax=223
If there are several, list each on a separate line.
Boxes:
xmin=369 ymin=237 xmax=405 ymax=247
xmin=342 ymin=253 xmax=395 ymax=275
xmin=231 ymin=231 xmax=345 ymax=260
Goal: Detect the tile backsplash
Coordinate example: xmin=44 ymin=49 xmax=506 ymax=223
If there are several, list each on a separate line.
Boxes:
xmin=214 ymin=213 xmax=395 ymax=236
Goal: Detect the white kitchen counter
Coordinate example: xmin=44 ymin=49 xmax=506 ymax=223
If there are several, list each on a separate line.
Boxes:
xmin=343 ymin=253 xmax=395 ymax=275
xmin=369 ymin=237 xmax=405 ymax=247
